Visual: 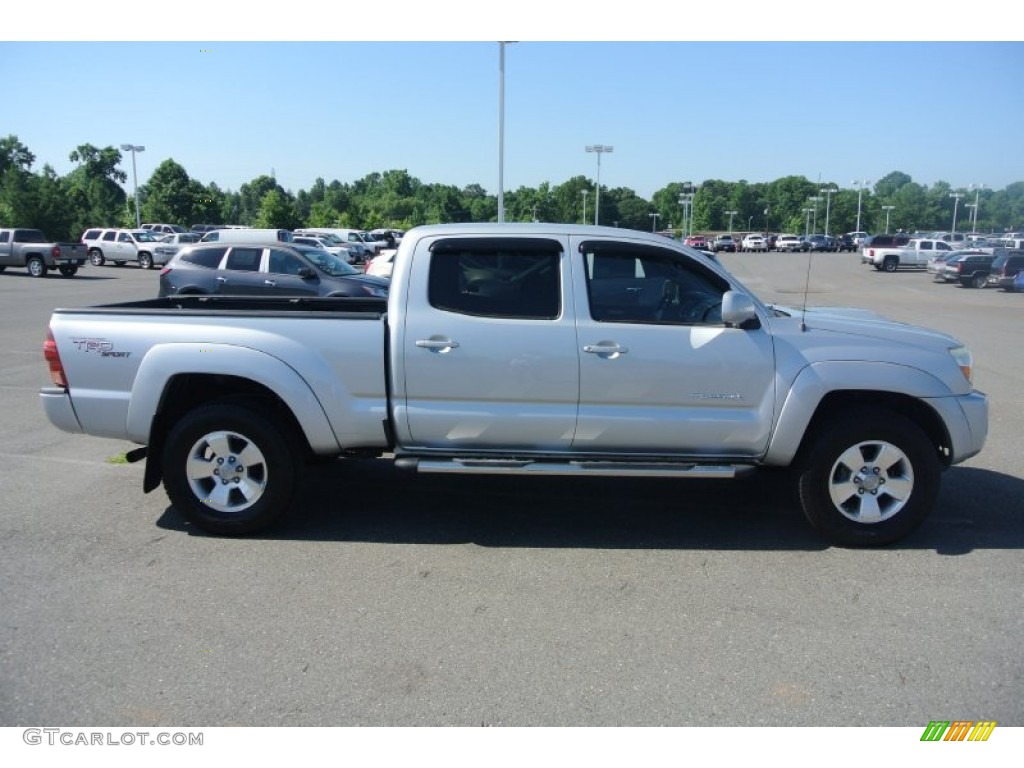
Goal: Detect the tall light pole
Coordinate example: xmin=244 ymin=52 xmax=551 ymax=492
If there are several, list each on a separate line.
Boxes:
xmin=497 ymin=42 xmax=517 ymax=224
xmin=649 ymin=212 xmax=660 ymax=232
xmin=585 ymin=144 xmax=613 ymax=225
xmin=120 ymin=144 xmax=145 ymax=228
xmin=969 ymin=183 xmax=985 ymax=233
xmin=821 ymin=187 xmax=838 ymax=237
xmin=725 ymin=210 xmax=738 ymax=234
xmin=678 ymin=193 xmax=693 ymax=237
xmin=882 ymin=205 xmax=895 ymax=234
xmin=803 ymin=207 xmax=813 ymax=236
xmin=852 ymin=179 xmax=871 ymax=233
xmin=807 ymin=196 xmax=822 ymax=234
xmin=949 ymin=192 xmax=963 ymax=235
xmin=581 ymin=189 xmax=588 ymax=225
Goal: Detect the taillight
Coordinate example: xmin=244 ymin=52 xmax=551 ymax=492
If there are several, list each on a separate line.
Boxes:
xmin=51 ymin=245 xmax=61 ymax=259
xmin=160 ymin=266 xmax=172 ymax=276
xmin=43 ymin=329 xmax=68 ymax=388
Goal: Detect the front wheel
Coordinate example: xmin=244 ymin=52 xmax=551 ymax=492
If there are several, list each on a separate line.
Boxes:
xmin=58 ymin=264 xmax=79 ymax=277
xmin=162 ymin=402 xmax=302 ymax=535
xmin=797 ymin=409 xmax=940 ymax=546
xmin=27 ymin=256 xmax=48 ymax=277
xmin=138 ymin=252 xmax=153 ymax=270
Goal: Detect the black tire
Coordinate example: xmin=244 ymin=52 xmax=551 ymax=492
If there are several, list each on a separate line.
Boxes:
xmin=883 ymin=257 xmax=898 ymax=273
xmin=58 ymin=264 xmax=79 ymax=277
xmin=162 ymin=402 xmax=302 ymax=535
xmin=27 ymin=256 xmax=48 ymax=277
xmin=114 ymin=261 xmax=125 ymax=266
xmin=138 ymin=252 xmax=153 ymax=270
xmin=971 ymin=273 xmax=987 ymax=289
xmin=89 ymin=249 xmax=105 ymax=266
xmin=797 ymin=408 xmax=940 ymax=547
xmin=0 ymin=266 xmax=6 ymax=272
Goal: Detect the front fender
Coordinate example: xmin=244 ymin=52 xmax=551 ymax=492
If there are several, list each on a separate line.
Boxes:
xmin=764 ymin=361 xmax=953 ymax=465
xmin=125 ymin=343 xmax=340 ymax=453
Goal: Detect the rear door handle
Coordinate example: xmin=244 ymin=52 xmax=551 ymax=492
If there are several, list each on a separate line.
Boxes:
xmin=415 ymin=338 xmax=460 ymax=352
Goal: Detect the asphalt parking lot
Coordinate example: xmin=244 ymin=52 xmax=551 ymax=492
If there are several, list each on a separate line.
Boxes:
xmin=0 ymin=253 xmax=1021 ymax=727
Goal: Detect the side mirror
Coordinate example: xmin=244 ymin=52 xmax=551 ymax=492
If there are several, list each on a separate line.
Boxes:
xmin=298 ymin=266 xmax=315 ymax=279
xmin=721 ymin=290 xmax=758 ymax=328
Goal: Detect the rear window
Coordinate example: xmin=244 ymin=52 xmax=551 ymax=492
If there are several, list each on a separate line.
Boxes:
xmin=180 ymin=246 xmax=227 ymax=269
xmin=225 ymin=247 xmax=263 ymax=272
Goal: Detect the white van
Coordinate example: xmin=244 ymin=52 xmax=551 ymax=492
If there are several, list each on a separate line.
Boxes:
xmin=200 ymin=228 xmax=293 ymax=244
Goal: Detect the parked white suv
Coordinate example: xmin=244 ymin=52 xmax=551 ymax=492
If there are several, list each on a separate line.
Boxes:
xmin=82 ymin=228 xmax=168 ymax=269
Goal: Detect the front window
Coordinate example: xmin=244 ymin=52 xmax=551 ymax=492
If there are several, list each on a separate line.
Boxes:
xmin=299 ymin=248 xmax=359 ymax=276
xmin=582 ymin=241 xmax=728 ymax=325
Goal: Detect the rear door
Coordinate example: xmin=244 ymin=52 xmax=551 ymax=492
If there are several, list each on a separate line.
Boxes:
xmin=396 ymin=235 xmax=579 ymax=451
xmin=571 ymin=237 xmax=776 ymax=457
xmin=213 ymin=247 xmax=267 ymax=295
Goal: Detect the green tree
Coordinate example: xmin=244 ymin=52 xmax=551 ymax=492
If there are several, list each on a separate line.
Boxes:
xmin=140 ymin=159 xmax=194 ymax=225
xmin=254 ymin=189 xmax=301 ymax=229
xmin=65 ymin=144 xmax=128 ymax=233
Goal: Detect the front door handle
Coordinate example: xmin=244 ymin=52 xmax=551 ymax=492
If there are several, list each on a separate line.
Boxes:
xmin=583 ymin=342 xmax=629 ymax=358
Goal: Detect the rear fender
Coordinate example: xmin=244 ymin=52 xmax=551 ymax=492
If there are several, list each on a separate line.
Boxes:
xmin=126 ymin=343 xmax=340 ymax=453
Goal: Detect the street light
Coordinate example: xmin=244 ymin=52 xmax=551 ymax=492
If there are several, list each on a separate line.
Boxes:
xmin=585 ymin=145 xmax=613 ymax=225
xmin=969 ymin=183 xmax=986 ymax=233
xmin=807 ymin=196 xmax=822 ymax=234
xmin=747 ymin=215 xmax=753 ymax=232
xmin=949 ymin=192 xmax=963 ymax=235
xmin=725 ymin=210 xmax=738 ymax=234
xmin=678 ymin=193 xmax=693 ymax=237
xmin=649 ymin=212 xmax=660 ymax=232
xmin=852 ymin=179 xmax=871 ymax=233
xmin=802 ymin=207 xmax=813 ymax=237
xmin=882 ymin=205 xmax=895 ymax=234
xmin=120 ymin=144 xmax=145 ymax=228
xmin=821 ymin=187 xmax=838 ymax=237
xmin=497 ymin=41 xmax=517 ymax=223
xmin=581 ymin=189 xmax=589 ymax=225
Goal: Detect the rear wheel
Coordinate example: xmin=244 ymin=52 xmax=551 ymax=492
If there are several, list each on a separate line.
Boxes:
xmin=883 ymin=257 xmax=898 ymax=272
xmin=89 ymin=250 xmax=105 ymax=266
xmin=27 ymin=256 xmax=47 ymax=277
xmin=162 ymin=402 xmax=302 ymax=535
xmin=797 ymin=408 xmax=940 ymax=546
xmin=58 ymin=264 xmax=79 ymax=277
xmin=971 ymin=273 xmax=987 ymax=289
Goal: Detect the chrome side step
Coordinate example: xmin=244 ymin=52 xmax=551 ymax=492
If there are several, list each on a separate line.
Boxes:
xmin=396 ymin=457 xmax=753 ymax=479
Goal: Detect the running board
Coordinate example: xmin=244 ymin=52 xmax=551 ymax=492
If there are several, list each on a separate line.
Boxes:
xmin=396 ymin=457 xmax=754 ymax=479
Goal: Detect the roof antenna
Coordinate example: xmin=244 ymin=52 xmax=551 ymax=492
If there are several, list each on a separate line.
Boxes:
xmin=800 ymin=247 xmax=812 ymax=332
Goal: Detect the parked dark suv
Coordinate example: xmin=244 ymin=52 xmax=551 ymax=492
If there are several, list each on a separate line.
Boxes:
xmin=949 ymin=251 xmax=997 ymax=289
xmin=986 ymin=249 xmax=1024 ymax=290
xmin=158 ymin=243 xmax=390 ymax=298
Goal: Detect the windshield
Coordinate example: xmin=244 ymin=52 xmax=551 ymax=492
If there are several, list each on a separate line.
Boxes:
xmin=300 ymin=248 xmax=359 ymax=276
xmin=134 ymin=231 xmax=160 ymax=242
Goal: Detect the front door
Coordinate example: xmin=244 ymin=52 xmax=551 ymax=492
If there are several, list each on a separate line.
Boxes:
xmin=570 ymin=237 xmax=776 ymax=458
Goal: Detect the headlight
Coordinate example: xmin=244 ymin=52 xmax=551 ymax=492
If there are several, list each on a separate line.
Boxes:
xmin=949 ymin=345 xmax=973 ymax=384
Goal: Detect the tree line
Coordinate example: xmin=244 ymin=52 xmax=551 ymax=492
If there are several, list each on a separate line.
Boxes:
xmin=2 ymin=135 xmax=1022 ymax=242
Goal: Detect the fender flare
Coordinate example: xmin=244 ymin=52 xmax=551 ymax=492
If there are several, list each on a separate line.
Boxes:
xmin=764 ymin=361 xmax=952 ymax=465
xmin=125 ymin=343 xmax=340 ymax=454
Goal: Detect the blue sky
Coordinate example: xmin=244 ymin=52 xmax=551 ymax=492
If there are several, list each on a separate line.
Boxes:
xmin=3 ymin=8 xmax=1021 ymax=200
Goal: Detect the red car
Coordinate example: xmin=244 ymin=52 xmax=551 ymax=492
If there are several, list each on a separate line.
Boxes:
xmin=684 ymin=235 xmax=709 ymax=250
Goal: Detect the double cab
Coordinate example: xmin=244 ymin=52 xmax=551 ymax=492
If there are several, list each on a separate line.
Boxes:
xmin=41 ymin=224 xmax=988 ymax=547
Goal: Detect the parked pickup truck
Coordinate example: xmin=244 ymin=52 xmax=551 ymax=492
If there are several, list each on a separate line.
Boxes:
xmin=865 ymin=237 xmax=953 ymax=272
xmin=40 ymin=224 xmax=988 ymax=546
xmin=0 ymin=228 xmax=88 ymax=277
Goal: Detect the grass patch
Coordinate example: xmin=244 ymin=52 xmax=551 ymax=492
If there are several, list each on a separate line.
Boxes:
xmin=106 ymin=452 xmax=129 ymax=464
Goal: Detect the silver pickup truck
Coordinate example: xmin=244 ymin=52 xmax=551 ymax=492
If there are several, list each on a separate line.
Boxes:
xmin=40 ymin=224 xmax=988 ymax=546
xmin=0 ymin=228 xmax=89 ymax=277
